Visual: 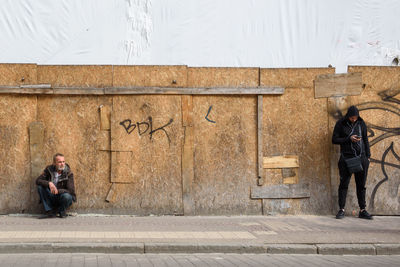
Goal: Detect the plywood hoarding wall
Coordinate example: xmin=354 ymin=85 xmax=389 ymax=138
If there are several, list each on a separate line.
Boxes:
xmin=0 ymin=64 xmax=397 ymax=215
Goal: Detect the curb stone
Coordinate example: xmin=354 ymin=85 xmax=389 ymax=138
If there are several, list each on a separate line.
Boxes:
xmin=264 ymin=244 xmax=317 ymax=254
xmin=0 ymin=243 xmax=399 ymax=255
xmin=145 ymin=243 xmax=267 ymax=254
xmin=317 ymin=244 xmax=376 ymax=255
xmin=375 ymin=244 xmax=400 ymax=255
xmin=52 ymin=243 xmax=144 ymax=253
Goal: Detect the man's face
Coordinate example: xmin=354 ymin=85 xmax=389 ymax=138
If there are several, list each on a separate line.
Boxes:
xmin=349 ymin=115 xmax=358 ymax=123
xmin=54 ymin=156 xmax=65 ymax=171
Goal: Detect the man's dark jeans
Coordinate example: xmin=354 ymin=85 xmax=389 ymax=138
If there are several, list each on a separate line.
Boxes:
xmin=338 ymin=156 xmax=369 ymax=210
xmin=37 ymin=185 xmax=72 ymax=214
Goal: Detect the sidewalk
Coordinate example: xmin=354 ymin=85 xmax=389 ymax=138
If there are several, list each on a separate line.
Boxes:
xmin=0 ymin=214 xmax=399 ymax=255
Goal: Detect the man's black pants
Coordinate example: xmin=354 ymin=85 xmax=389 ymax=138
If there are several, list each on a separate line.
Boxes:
xmin=338 ymin=156 xmax=369 ymax=210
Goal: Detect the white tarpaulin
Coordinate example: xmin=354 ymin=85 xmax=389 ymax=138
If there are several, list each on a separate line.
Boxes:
xmin=0 ymin=0 xmax=399 ymax=72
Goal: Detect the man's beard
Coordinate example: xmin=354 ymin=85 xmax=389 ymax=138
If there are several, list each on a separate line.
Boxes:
xmin=57 ymin=166 xmax=65 ymax=171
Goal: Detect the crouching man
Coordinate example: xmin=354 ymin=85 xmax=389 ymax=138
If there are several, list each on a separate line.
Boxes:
xmin=36 ymin=153 xmax=76 ymax=219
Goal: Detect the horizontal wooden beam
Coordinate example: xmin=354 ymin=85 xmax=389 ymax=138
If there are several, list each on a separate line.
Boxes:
xmin=263 ymin=155 xmax=299 ymax=169
xmin=105 ymin=86 xmax=284 ymax=95
xmin=0 ymin=86 xmax=284 ymax=95
xmin=251 ymin=184 xmax=310 ymax=199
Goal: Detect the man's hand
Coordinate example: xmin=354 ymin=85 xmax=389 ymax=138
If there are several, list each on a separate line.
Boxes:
xmin=48 ymin=182 xmax=58 ymax=194
xmin=350 ymin=135 xmax=361 ymax=142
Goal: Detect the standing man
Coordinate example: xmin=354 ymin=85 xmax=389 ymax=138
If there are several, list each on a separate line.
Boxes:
xmin=332 ymin=106 xmax=373 ymax=220
xmin=36 ymin=153 xmax=76 ymax=218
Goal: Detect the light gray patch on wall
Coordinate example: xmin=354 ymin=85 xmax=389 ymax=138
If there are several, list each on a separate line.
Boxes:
xmin=125 ymin=0 xmax=153 ymax=63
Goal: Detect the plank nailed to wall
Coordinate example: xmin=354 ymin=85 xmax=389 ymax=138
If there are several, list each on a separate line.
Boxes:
xmin=251 ymin=184 xmax=310 ymax=199
xmin=314 ymin=72 xmax=363 ymax=98
xmin=263 ymin=155 xmax=299 ymax=169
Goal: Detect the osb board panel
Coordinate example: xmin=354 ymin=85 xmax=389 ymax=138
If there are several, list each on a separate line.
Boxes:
xmin=0 ymin=64 xmax=37 ymax=86
xmin=262 ymin=88 xmax=331 ymax=214
xmin=36 ymin=96 xmax=112 ymax=212
xmin=187 ymin=67 xmax=259 ymax=87
xmin=111 ymin=96 xmax=183 ymax=215
xmin=113 ymin=65 xmax=187 ymax=87
xmin=37 ymin=65 xmax=113 ymax=87
xmin=260 ymin=68 xmax=335 ymax=88
xmin=348 ymin=66 xmax=400 ymax=94
xmin=0 ymin=95 xmax=37 ymax=213
xmin=192 ymin=96 xmax=261 ymax=215
xmin=341 ymin=67 xmax=400 ymax=215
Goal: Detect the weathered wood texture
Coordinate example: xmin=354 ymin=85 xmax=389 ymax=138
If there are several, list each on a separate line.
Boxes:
xmin=251 ymin=184 xmax=310 ymax=199
xmin=0 ymin=64 xmax=397 ymax=216
xmin=0 ymin=64 xmax=37 ymax=86
xmin=0 ymin=86 xmax=284 ymax=95
xmin=29 ymin=122 xmax=45 ymax=211
xmin=261 ymin=87 xmax=331 ymax=215
xmin=36 ymin=96 xmax=112 ymax=213
xmin=0 ymin=95 xmax=37 ymax=213
xmin=181 ymin=95 xmax=195 ymax=215
xmin=347 ymin=66 xmax=400 ymax=215
xmin=110 ymin=96 xmax=183 ymax=215
xmin=257 ymin=95 xmax=264 ymax=185
xmin=263 ymin=155 xmax=299 ymax=169
xmin=188 ymin=67 xmax=259 ymax=87
xmin=260 ymin=68 xmax=335 ymax=88
xmin=191 ymin=96 xmax=261 ymax=215
xmin=113 ymin=65 xmax=187 ymax=87
xmin=37 ymin=65 xmax=113 ymax=87
xmin=314 ymin=72 xmax=363 ymax=98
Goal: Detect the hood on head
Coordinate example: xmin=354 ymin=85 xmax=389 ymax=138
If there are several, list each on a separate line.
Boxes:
xmin=345 ymin=105 xmax=359 ymax=118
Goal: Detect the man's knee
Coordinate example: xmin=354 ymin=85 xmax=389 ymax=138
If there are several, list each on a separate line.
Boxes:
xmin=60 ymin=193 xmax=73 ymax=206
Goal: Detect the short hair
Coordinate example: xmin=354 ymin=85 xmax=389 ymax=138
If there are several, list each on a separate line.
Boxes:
xmin=53 ymin=153 xmax=65 ymax=163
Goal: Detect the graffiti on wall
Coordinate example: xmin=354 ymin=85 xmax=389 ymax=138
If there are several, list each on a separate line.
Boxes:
xmin=332 ymin=87 xmax=400 ymax=211
xmin=119 ymin=116 xmax=174 ymax=144
xmin=205 ymin=105 xmax=216 ymax=123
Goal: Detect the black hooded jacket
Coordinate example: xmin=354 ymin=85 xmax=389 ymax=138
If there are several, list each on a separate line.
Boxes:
xmin=332 ymin=106 xmax=371 ymax=159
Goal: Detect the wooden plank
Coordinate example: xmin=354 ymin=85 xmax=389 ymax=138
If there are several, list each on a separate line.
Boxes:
xmin=251 ymin=184 xmax=310 ymax=199
xmin=29 ymin=122 xmax=45 ymax=206
xmin=181 ymin=95 xmax=193 ymax=127
xmin=53 ymin=88 xmax=104 ymax=95
xmin=20 ymin=84 xmax=51 ymax=89
xmin=283 ymin=176 xmax=298 ymax=184
xmin=105 ymin=183 xmax=116 ymax=203
xmin=257 ymin=95 xmax=264 ymax=186
xmin=263 ymin=155 xmax=299 ymax=169
xmin=105 ymin=86 xmax=284 ymax=95
xmin=111 ymin=151 xmax=133 ymax=183
xmin=0 ymin=87 xmax=53 ymax=94
xmin=0 ymin=86 xmax=284 ymax=95
xmin=314 ymin=72 xmax=362 ymax=98
xmin=328 ymin=96 xmax=349 ymax=213
xmin=99 ymin=105 xmax=111 ymax=130
xmin=181 ymin=95 xmax=195 ymax=215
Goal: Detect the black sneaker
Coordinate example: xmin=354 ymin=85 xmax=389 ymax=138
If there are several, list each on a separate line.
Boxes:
xmin=359 ymin=210 xmax=373 ymax=220
xmin=336 ymin=209 xmax=345 ymax=219
xmin=59 ymin=210 xmax=67 ymax=218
